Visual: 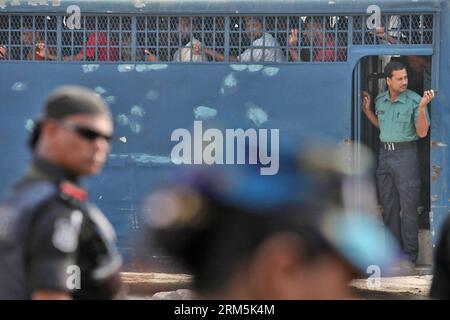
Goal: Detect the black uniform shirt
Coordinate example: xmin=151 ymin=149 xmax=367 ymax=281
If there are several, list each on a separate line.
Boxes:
xmin=0 ymin=158 xmax=122 ymax=299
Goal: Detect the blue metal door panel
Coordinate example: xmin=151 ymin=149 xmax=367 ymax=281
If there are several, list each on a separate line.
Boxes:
xmin=0 ymin=61 xmax=352 ymax=251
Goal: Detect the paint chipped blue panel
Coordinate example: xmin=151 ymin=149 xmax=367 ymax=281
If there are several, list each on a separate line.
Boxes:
xmin=105 ymin=96 xmax=116 ymax=104
xmin=145 ymin=90 xmax=159 ymax=101
xmin=94 ymin=86 xmax=107 ymax=95
xmin=136 ymin=64 xmax=168 ymax=72
xmin=194 ymin=106 xmax=218 ymax=120
xmin=262 ymin=67 xmax=280 ymax=77
xmin=131 ymin=105 xmax=146 ymax=117
xmin=0 ymin=62 xmax=352 ymax=252
xmin=131 ymin=153 xmax=172 ymax=164
xmin=117 ymin=64 xmax=135 ymax=72
xmin=82 ymin=64 xmax=100 ymax=73
xmin=117 ymin=114 xmax=130 ymax=126
xmin=130 ymin=122 xmax=142 ymax=134
xmin=220 ymin=73 xmax=238 ymax=96
xmin=247 ymin=65 xmax=264 ymax=73
xmin=24 ymin=119 xmax=34 ymax=132
xmin=230 ymin=64 xmax=248 ymax=72
xmin=11 ymin=82 xmax=27 ymax=91
xmin=246 ymin=103 xmax=268 ymax=127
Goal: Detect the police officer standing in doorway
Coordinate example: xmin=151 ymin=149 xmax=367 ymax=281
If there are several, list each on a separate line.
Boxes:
xmin=0 ymin=86 xmax=123 ymax=299
xmin=362 ymin=61 xmax=435 ymax=265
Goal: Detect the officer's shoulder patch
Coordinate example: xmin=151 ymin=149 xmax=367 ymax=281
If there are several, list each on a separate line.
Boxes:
xmin=59 ymin=181 xmax=88 ymax=204
xmin=52 ymin=210 xmax=83 ymax=253
xmin=375 ymin=91 xmax=388 ymax=102
xmin=406 ymin=90 xmax=422 ymax=104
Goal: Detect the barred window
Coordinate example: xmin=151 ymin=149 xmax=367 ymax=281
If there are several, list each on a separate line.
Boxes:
xmin=353 ymin=14 xmax=434 ymax=45
xmin=0 ymin=13 xmax=434 ymax=63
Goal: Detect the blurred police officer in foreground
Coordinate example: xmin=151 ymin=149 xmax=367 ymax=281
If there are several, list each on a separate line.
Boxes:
xmin=0 ymin=86 xmax=123 ymax=299
xmin=143 ymin=144 xmax=400 ymax=299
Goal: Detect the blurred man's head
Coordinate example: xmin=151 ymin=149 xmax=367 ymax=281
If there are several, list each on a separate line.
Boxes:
xmin=177 ymin=17 xmax=192 ymax=40
xmin=31 ymin=86 xmax=113 ymax=176
xmin=303 ymin=17 xmax=324 ymax=43
xmin=22 ymin=23 xmax=42 ymax=45
xmin=385 ymin=61 xmax=409 ymax=95
xmin=144 ymin=145 xmax=399 ymax=299
xmin=407 ymin=55 xmax=429 ymax=73
xmin=243 ymin=17 xmax=263 ymax=38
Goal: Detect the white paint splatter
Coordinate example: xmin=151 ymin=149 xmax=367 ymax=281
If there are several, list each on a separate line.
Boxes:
xmin=119 ymin=136 xmax=127 ymax=143
xmin=130 ymin=122 xmax=142 ymax=133
xmin=171 ymin=155 xmax=190 ymax=165
xmin=105 ymin=96 xmax=116 ymax=104
xmin=145 ymin=90 xmax=159 ymax=101
xmin=230 ymin=64 xmax=248 ymax=72
xmin=435 ymin=142 xmax=448 ymax=147
xmin=94 ymin=86 xmax=107 ymax=95
xmin=132 ymin=0 xmax=146 ymax=8
xmin=116 ymin=114 xmax=130 ymax=126
xmin=131 ymin=153 xmax=172 ymax=164
xmin=220 ymin=73 xmax=238 ymax=96
xmin=27 ymin=0 xmax=49 ymax=6
xmin=82 ymin=64 xmax=100 ymax=73
xmin=136 ymin=64 xmax=168 ymax=72
xmin=246 ymin=103 xmax=268 ymax=127
xmin=194 ymin=106 xmax=218 ymax=120
xmin=262 ymin=67 xmax=280 ymax=77
xmin=247 ymin=64 xmax=264 ymax=72
xmin=117 ymin=64 xmax=135 ymax=72
xmin=24 ymin=119 xmax=34 ymax=132
xmin=131 ymin=105 xmax=145 ymax=117
xmin=11 ymin=82 xmax=27 ymax=91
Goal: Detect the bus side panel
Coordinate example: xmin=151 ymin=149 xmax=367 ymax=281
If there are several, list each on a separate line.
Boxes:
xmin=0 ymin=62 xmax=352 ymax=255
xmin=430 ymin=0 xmax=450 ymax=247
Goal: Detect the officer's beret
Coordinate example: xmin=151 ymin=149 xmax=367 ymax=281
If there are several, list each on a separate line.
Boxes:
xmin=29 ymin=86 xmax=111 ymax=150
xmin=43 ymin=85 xmax=111 ymax=119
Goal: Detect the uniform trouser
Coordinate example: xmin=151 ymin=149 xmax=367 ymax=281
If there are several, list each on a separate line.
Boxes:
xmin=376 ymin=146 xmax=421 ymax=263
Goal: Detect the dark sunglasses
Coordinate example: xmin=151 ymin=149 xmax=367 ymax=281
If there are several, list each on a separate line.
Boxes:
xmin=59 ymin=121 xmax=113 ymax=143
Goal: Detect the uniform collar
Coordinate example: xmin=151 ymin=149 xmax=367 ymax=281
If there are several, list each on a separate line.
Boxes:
xmin=26 ymin=157 xmax=80 ymax=184
xmin=385 ymin=90 xmax=407 ymax=104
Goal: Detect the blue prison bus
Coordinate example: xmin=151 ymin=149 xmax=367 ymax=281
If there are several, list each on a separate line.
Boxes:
xmin=0 ymin=0 xmax=448 ymax=268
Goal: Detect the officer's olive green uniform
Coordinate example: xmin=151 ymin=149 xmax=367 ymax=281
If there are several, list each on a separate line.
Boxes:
xmin=375 ymin=89 xmax=429 ymax=263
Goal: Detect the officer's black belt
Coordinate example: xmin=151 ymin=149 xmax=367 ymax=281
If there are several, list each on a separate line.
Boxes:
xmin=381 ymin=141 xmax=417 ymax=151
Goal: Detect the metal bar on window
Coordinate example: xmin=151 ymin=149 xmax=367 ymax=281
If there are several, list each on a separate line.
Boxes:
xmin=131 ymin=16 xmax=136 ymax=62
xmin=224 ymin=15 xmax=229 ymax=61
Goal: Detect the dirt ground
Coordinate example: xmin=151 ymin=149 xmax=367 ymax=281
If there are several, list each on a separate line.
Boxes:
xmin=350 ymin=275 xmax=432 ymax=299
xmin=121 ymin=272 xmax=433 ymax=300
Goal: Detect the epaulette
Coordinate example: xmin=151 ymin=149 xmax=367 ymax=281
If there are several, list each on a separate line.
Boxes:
xmin=406 ymin=89 xmax=422 ymax=104
xmin=59 ymin=181 xmax=88 ymax=204
xmin=375 ymin=91 xmax=388 ymax=102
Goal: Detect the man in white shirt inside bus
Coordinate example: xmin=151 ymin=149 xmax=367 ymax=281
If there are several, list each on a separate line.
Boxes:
xmin=205 ymin=16 xmax=285 ymax=63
